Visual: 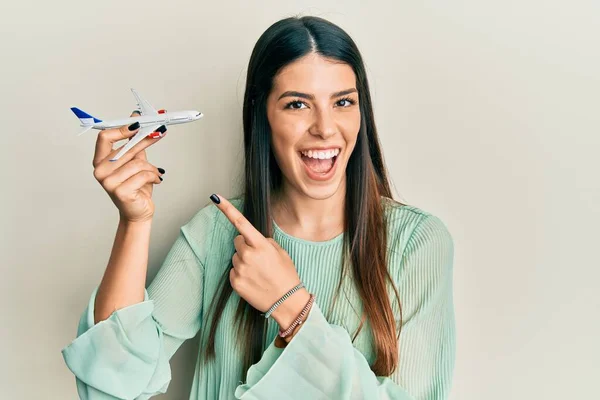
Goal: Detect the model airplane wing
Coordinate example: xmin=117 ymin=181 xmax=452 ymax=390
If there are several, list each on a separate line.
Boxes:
xmin=109 ymin=124 xmax=160 ymax=161
xmin=131 ymin=88 xmax=158 ymax=115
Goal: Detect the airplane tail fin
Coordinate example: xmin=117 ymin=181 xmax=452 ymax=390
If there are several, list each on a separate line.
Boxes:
xmin=71 ymin=107 xmax=102 ymax=126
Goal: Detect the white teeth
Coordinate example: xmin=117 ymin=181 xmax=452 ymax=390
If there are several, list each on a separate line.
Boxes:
xmin=301 ymin=148 xmax=340 ymax=159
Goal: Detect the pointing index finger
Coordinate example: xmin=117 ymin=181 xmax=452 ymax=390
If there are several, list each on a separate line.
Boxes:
xmin=211 ymin=194 xmax=265 ymax=247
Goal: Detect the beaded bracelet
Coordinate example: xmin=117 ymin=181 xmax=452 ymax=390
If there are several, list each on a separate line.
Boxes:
xmin=279 ymin=293 xmax=315 ymax=338
xmin=263 ymin=282 xmax=305 ymax=319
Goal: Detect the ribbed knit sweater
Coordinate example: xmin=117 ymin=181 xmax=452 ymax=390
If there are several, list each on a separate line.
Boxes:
xmin=61 ymin=195 xmax=456 ymax=400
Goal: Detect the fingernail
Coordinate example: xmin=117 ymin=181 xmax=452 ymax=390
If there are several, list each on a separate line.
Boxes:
xmin=158 ymin=168 xmax=165 ymax=174
xmin=132 ymin=110 xmax=141 ymax=115
xmin=210 ymin=194 xmax=220 ymax=204
xmin=159 ymin=176 xmax=163 ymax=181
xmin=148 ymin=125 xmax=167 ymax=138
xmin=128 ymin=121 xmax=140 ymax=131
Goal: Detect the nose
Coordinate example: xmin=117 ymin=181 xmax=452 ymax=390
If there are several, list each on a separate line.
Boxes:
xmin=310 ymin=108 xmax=337 ymax=139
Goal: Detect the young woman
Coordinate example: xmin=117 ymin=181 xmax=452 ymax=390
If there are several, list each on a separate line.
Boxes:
xmin=62 ymin=16 xmax=455 ymax=400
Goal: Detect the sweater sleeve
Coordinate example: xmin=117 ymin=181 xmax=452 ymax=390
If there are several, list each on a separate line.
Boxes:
xmin=234 ymin=214 xmax=456 ymax=400
xmin=61 ymin=207 xmax=214 ymax=400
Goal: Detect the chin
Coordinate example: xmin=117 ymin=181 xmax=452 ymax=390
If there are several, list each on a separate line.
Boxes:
xmin=300 ymin=185 xmax=341 ymax=200
xmin=295 ymin=156 xmax=346 ymax=200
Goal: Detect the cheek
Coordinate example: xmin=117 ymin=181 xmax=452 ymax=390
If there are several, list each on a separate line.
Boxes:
xmin=340 ymin=113 xmax=361 ymax=145
xmin=271 ymin=117 xmax=307 ymax=152
xmin=270 ymin=126 xmax=299 ymax=168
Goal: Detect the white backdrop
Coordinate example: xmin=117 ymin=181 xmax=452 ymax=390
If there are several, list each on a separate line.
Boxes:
xmin=1 ymin=1 xmax=598 ymax=399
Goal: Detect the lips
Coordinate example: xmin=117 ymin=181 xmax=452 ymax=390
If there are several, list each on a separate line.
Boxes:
xmin=299 ymin=151 xmax=339 ymax=181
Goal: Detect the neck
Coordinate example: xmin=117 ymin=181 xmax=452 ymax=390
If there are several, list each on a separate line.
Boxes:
xmin=271 ymin=181 xmax=346 ymax=241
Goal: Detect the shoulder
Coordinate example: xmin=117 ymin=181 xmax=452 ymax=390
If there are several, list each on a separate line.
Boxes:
xmin=382 ymin=199 xmax=455 ymax=328
xmin=381 ymin=196 xmax=454 ymax=270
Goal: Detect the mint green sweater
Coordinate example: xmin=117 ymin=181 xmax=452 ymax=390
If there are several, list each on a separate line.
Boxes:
xmin=61 ymin=196 xmax=456 ymax=399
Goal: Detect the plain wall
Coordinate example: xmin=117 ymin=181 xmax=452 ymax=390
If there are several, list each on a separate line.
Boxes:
xmin=1 ymin=1 xmax=598 ymax=399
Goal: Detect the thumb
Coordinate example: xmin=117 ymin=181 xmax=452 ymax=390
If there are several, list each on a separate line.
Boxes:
xmin=113 ymin=121 xmax=141 ymax=143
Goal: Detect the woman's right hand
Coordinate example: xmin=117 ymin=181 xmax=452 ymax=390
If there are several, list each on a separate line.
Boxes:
xmin=92 ymin=112 xmax=167 ymax=223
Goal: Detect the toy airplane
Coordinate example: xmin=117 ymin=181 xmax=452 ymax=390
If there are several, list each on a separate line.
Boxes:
xmin=71 ymin=88 xmax=203 ymax=161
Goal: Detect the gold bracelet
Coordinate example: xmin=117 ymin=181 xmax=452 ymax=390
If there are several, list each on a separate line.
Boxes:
xmin=279 ymin=294 xmax=315 ymax=339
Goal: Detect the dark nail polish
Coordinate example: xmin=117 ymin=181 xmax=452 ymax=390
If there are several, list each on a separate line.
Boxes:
xmin=132 ymin=110 xmax=141 ymax=115
xmin=158 ymin=168 xmax=165 ymax=174
xmin=156 ymin=125 xmax=167 ymax=133
xmin=159 ymin=176 xmax=163 ymax=181
xmin=210 ymin=194 xmax=220 ymax=204
xmin=128 ymin=121 xmax=140 ymax=131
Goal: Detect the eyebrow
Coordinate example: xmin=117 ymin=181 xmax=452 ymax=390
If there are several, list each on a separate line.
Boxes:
xmin=277 ymin=88 xmax=358 ymax=101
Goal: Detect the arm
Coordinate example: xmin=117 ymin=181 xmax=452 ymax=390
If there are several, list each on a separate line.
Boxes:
xmin=94 ymin=218 xmax=152 ymax=324
xmin=234 ymin=214 xmax=456 ymax=400
xmin=61 ymin=205 xmax=216 ymax=399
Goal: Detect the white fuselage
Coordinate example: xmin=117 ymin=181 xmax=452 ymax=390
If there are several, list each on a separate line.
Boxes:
xmin=87 ymin=110 xmax=203 ymax=130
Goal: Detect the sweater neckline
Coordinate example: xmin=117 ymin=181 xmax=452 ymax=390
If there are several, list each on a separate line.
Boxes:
xmin=271 ymin=218 xmax=344 ymax=246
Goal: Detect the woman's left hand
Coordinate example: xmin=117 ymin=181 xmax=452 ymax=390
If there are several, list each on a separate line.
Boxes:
xmin=211 ymin=194 xmax=306 ymax=321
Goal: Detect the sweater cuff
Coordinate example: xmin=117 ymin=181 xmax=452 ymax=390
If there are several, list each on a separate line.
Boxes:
xmin=61 ymin=286 xmax=170 ymax=399
xmin=243 ymin=335 xmax=285 ymax=384
xmin=234 ymin=301 xmax=327 ymax=398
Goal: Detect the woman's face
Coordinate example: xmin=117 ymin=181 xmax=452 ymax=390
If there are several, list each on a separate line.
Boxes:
xmin=267 ymin=53 xmax=361 ymax=200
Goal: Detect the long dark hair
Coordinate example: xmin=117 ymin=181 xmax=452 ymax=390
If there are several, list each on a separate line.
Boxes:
xmin=200 ymin=15 xmax=404 ymax=380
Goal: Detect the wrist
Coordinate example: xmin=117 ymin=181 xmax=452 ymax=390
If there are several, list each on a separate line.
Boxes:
xmin=272 ymin=288 xmax=311 ymax=329
xmin=273 ymin=299 xmax=313 ymax=348
xmin=283 ymin=306 xmax=311 ymax=343
xmin=119 ymin=217 xmax=153 ymax=229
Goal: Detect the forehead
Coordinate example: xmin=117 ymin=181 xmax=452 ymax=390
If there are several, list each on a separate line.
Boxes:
xmin=271 ymin=53 xmax=356 ymax=95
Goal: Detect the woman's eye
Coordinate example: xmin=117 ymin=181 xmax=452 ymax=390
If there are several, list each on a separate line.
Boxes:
xmin=286 ymin=101 xmax=307 ymax=109
xmin=285 ymin=98 xmax=355 ymax=109
xmin=337 ymin=98 xmax=355 ymax=107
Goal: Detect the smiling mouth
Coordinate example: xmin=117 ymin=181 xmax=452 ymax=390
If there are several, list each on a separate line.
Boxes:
xmin=298 ymin=152 xmax=339 ymax=175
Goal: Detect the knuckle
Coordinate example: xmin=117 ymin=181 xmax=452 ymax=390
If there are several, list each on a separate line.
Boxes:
xmin=113 ymin=185 xmax=126 ymax=200
xmin=243 ymin=253 xmax=254 ymax=266
xmin=102 ymin=179 xmax=116 ymax=193
xmin=98 ymin=129 xmax=111 ymax=141
xmin=234 ymin=265 xmax=245 ymax=278
xmin=233 ymin=215 xmax=246 ymax=230
xmin=130 ymin=158 xmax=146 ymax=170
xmin=233 ymin=242 xmax=241 ymax=254
xmin=93 ymin=168 xmax=104 ymax=183
xmin=139 ymin=170 xmax=156 ymax=182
